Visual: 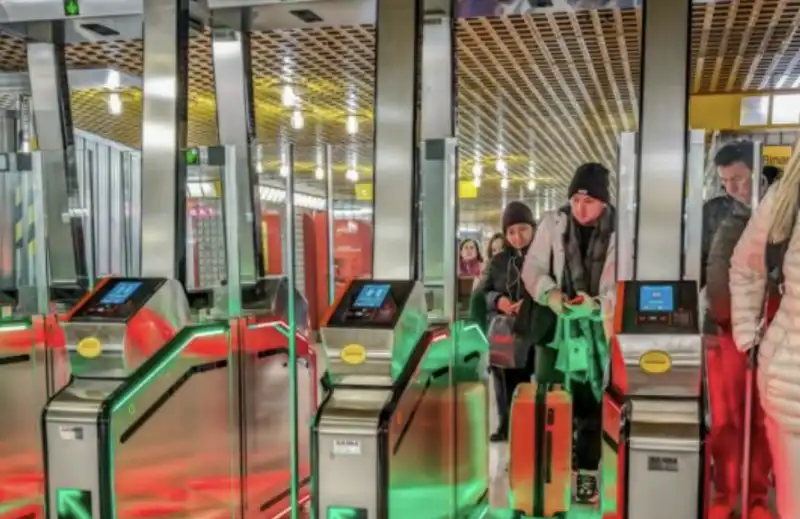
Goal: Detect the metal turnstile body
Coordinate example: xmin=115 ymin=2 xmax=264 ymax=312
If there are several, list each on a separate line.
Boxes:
xmin=604 ymin=280 xmax=708 ymax=519
xmin=313 ymin=279 xmax=489 ymax=518
xmin=43 ymin=276 xmax=189 ymax=519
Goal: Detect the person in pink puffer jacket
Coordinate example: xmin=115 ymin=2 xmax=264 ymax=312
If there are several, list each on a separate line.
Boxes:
xmin=730 ymin=169 xmax=800 ymax=518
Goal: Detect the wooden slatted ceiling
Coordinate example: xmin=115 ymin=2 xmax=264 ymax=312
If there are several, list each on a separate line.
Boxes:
xmin=0 ymin=0 xmax=796 ymax=205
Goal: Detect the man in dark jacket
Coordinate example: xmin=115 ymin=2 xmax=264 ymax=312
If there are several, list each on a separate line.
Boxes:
xmin=478 ymin=201 xmax=537 ymax=442
xmin=705 ymin=164 xmax=780 ymax=519
xmin=701 ymin=140 xmax=756 ymax=289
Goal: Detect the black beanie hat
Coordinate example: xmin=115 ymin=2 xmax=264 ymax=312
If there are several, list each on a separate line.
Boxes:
xmin=502 ymin=201 xmax=536 ymax=232
xmin=567 ymin=162 xmax=610 ymax=204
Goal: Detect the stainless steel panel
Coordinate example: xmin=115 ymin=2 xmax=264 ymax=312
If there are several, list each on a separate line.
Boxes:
xmin=316 ymin=389 xmax=391 ymax=515
xmin=616 ymin=132 xmax=636 ymax=282
xmin=627 ymin=419 xmax=701 ymax=519
xmin=372 ymin=0 xmax=420 ymax=280
xmin=26 ymin=30 xmax=81 ymax=285
xmin=420 ymin=15 xmax=453 ymax=141
xmin=634 ymin=0 xmax=690 ymax=281
xmin=683 ymin=129 xmax=705 ymax=282
xmin=0 ymin=317 xmax=68 ymax=519
xmin=616 ymin=333 xmax=702 ymax=398
xmin=140 ymin=0 xmax=189 ymax=279
xmin=751 ymin=139 xmax=764 ymax=207
xmin=320 ymin=281 xmax=427 ymax=382
xmin=212 ymin=25 xmax=259 ymax=284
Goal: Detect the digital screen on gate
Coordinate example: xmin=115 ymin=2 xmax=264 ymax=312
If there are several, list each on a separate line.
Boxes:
xmin=638 ymin=285 xmax=674 ymax=312
xmin=353 ymin=283 xmax=391 ymax=309
xmin=99 ymin=281 xmax=143 ymax=305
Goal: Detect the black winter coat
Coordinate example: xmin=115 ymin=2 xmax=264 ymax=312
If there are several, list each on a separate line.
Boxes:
xmin=477 ymin=246 xmax=527 ymax=318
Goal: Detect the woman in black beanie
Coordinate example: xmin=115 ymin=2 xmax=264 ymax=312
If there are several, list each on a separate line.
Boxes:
xmin=521 ymin=162 xmax=616 ymax=505
xmin=477 ymin=201 xmax=537 ymax=442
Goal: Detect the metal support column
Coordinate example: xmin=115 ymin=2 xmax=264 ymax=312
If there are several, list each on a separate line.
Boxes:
xmin=211 ymin=10 xmax=260 ymax=283
xmin=419 ymin=1 xmax=456 ymax=291
xmin=371 ymin=0 xmax=421 ymax=280
xmin=140 ymin=0 xmax=190 ymax=279
xmin=634 ymin=0 xmax=691 ymax=280
xmin=26 ymin=22 xmax=82 ymax=286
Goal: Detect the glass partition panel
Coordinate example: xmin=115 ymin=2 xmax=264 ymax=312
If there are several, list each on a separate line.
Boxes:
xmin=0 ymin=152 xmax=71 ymax=518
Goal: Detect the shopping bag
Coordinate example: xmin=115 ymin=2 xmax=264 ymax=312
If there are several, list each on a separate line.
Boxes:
xmin=488 ymin=314 xmax=528 ymax=368
xmin=546 ymin=298 xmax=609 ymax=400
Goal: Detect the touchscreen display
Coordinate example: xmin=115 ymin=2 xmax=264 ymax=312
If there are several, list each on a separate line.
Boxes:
xmin=353 ymin=283 xmax=391 ymax=309
xmin=639 ymin=285 xmax=674 ymax=312
xmin=99 ymin=281 xmax=143 ymax=305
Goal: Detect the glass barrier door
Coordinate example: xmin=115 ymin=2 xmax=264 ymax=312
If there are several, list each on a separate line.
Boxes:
xmin=0 ymin=151 xmax=70 ymax=519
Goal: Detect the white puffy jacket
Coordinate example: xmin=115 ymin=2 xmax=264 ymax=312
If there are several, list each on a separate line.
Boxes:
xmin=521 ymin=209 xmax=617 ymax=314
xmin=730 ymin=187 xmax=800 ymax=432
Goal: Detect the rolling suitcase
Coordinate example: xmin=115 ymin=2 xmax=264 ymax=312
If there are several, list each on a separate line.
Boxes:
xmin=508 ymin=382 xmax=572 ymax=518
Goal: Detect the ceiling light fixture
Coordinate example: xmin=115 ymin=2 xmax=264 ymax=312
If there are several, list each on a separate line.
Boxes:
xmin=281 ymin=84 xmax=296 ymax=107
xmin=108 ymin=93 xmax=122 ymax=116
xmin=346 ymin=114 xmax=359 ymax=135
xmin=500 ymin=177 xmax=509 ymax=190
xmin=496 ymin=158 xmax=507 ymax=174
xmin=291 ymin=109 xmax=304 ymax=130
xmin=527 ymin=179 xmax=536 ymax=191
xmin=346 ymin=168 xmax=359 ymax=182
xmin=472 ymin=161 xmax=482 ymax=177
xmin=279 ymin=164 xmax=289 ymax=177
xmin=105 ymin=70 xmax=120 ymax=90
xmin=473 ymin=176 xmax=481 ymax=188
xmin=315 ymin=166 xmax=325 ymax=180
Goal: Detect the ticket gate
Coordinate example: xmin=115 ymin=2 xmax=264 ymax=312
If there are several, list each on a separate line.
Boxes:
xmin=42 ymin=276 xmax=317 ymax=519
xmin=602 ymin=280 xmax=710 ymax=519
xmin=312 ymin=279 xmax=489 ymax=519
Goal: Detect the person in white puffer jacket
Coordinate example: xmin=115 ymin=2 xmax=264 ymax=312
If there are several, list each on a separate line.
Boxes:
xmin=730 ymin=164 xmax=800 ymax=519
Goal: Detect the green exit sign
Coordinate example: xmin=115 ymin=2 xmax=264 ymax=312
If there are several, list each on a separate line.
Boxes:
xmin=63 ymin=0 xmax=80 ymax=16
xmin=185 ymin=148 xmax=200 ymax=166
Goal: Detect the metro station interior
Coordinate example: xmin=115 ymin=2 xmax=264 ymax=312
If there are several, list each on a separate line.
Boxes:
xmin=0 ymin=0 xmax=797 ymax=518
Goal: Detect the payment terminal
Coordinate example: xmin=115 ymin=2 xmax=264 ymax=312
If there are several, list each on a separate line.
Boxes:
xmin=603 ymin=280 xmax=709 ymax=519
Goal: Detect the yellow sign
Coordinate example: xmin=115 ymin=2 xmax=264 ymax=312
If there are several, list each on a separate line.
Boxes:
xmin=76 ymin=337 xmax=102 ymax=359
xmin=354 ymin=183 xmax=373 ymax=201
xmin=340 ymin=344 xmax=367 ymax=365
xmin=639 ymin=350 xmax=672 ymax=375
xmin=763 ymin=146 xmax=792 ymax=169
xmin=458 ymin=180 xmax=478 ymax=199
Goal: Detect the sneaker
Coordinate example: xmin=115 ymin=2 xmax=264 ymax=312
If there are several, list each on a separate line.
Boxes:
xmin=708 ymin=503 xmax=733 ymax=519
xmin=749 ymin=505 xmax=775 ymax=519
xmin=490 ymin=427 xmax=507 ymax=442
xmin=574 ymin=471 xmax=599 ymax=505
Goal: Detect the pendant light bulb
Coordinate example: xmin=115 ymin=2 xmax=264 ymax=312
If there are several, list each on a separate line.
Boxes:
xmin=346 ymin=115 xmax=358 ymax=135
xmin=281 ymin=85 xmax=296 ymax=107
xmin=291 ymin=110 xmax=304 ymax=130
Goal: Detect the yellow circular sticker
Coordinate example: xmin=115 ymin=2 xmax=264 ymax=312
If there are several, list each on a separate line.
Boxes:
xmin=77 ymin=337 xmax=102 ymax=359
xmin=639 ymin=350 xmax=672 ymax=374
xmin=340 ymin=344 xmax=367 ymax=366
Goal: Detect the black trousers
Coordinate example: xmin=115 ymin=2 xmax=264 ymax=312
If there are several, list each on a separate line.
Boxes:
xmin=493 ymin=367 xmax=531 ymax=432
xmin=572 ymin=380 xmax=602 ymax=471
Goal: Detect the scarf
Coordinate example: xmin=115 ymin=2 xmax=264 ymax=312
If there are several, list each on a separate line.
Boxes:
xmin=563 ymin=207 xmax=614 ymax=297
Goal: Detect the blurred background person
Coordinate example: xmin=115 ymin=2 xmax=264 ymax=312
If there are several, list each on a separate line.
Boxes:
xmin=459 ymin=238 xmax=484 ymax=277
xmin=730 ymin=154 xmax=800 ymax=519
xmin=487 ymin=232 xmax=506 ymax=262
xmin=477 ymin=201 xmax=537 ymax=442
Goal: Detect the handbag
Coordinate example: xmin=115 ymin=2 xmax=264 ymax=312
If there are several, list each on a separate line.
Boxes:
xmin=488 ymin=314 xmax=526 ymax=368
xmin=488 ymin=257 xmax=530 ymax=369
